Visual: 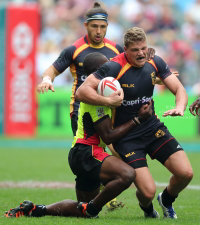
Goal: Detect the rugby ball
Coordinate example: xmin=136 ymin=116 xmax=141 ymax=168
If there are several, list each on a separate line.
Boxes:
xmin=97 ymin=77 xmax=121 ymax=97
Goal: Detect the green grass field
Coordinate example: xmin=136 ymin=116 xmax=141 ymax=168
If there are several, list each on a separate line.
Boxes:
xmin=1 ymin=146 xmax=200 ymax=225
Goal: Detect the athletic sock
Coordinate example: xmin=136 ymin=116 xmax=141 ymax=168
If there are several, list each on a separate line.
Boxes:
xmin=31 ymin=205 xmax=47 ymax=217
xmin=87 ymin=200 xmax=101 ymax=216
xmin=139 ymin=202 xmax=153 ymax=214
xmin=162 ymin=188 xmax=178 ymax=207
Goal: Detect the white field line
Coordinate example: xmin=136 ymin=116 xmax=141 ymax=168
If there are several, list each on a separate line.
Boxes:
xmin=0 ymin=181 xmax=200 ymax=190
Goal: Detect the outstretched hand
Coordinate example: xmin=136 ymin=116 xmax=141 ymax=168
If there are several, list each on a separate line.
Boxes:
xmin=37 ymin=82 xmax=55 ymax=94
xmin=163 ymin=108 xmax=184 ymax=117
xmin=189 ymin=98 xmax=200 ymax=116
xmin=138 ymin=101 xmax=153 ymax=120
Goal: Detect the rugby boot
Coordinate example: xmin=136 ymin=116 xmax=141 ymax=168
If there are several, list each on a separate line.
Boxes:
xmin=157 ymin=193 xmax=177 ymax=219
xmin=4 ymin=200 xmax=35 ymax=218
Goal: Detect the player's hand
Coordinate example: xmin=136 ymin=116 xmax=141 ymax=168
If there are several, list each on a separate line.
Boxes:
xmin=146 ymin=48 xmax=155 ymax=60
xmin=189 ymin=98 xmax=200 ymax=116
xmin=172 ymin=71 xmax=179 ymax=77
xmin=163 ymin=108 xmax=184 ymax=117
xmin=107 ymin=89 xmax=124 ymax=108
xmin=138 ymin=101 xmax=153 ymax=120
xmin=37 ymin=82 xmax=55 ymax=94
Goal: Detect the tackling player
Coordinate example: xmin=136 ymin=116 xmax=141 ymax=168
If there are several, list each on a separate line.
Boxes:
xmin=4 ymin=52 xmax=153 ymax=219
xmin=76 ymin=27 xmax=193 ymax=219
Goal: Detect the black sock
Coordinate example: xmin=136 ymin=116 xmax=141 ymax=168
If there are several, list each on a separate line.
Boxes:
xmin=31 ymin=205 xmax=47 ymax=217
xmin=162 ymin=188 xmax=178 ymax=207
xmin=139 ymin=202 xmax=153 ymax=214
xmin=87 ymin=201 xmax=101 ymax=216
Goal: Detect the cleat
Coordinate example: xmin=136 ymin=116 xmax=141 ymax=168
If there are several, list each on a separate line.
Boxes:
xmin=144 ymin=208 xmax=160 ymax=218
xmin=77 ymin=202 xmax=98 ymax=218
xmin=4 ymin=200 xmax=35 ymax=218
xmin=157 ymin=193 xmax=177 ymax=219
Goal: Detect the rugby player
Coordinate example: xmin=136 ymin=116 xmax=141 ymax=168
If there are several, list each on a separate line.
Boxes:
xmin=4 ymin=52 xmax=153 ymax=218
xmin=190 ymin=97 xmax=200 ymax=116
xmin=76 ymin=27 xmax=194 ymax=219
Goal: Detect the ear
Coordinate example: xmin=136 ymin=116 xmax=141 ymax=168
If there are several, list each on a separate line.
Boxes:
xmin=84 ymin=22 xmax=88 ymax=30
xmin=124 ymin=46 xmax=127 ymax=52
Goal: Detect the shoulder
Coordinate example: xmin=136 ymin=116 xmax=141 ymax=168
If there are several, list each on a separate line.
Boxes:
xmin=104 ymin=38 xmax=124 ymax=54
xmin=72 ymin=36 xmax=88 ymax=49
xmin=112 ymin=53 xmax=127 ymax=66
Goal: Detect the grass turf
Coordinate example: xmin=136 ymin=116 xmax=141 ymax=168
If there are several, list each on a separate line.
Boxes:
xmin=1 ymin=147 xmax=200 ymax=224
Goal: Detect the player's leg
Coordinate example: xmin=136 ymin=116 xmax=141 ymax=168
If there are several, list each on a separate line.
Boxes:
xmin=149 ymin=134 xmax=193 ymax=218
xmin=134 ymin=167 xmax=159 ymax=218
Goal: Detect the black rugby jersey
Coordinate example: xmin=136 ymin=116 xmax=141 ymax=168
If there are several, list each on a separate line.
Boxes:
xmin=94 ymin=53 xmax=172 ymax=138
xmin=53 ymin=35 xmax=124 ymax=117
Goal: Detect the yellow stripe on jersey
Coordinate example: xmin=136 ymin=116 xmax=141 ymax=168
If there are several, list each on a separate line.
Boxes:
xmin=148 ymin=59 xmax=158 ymax=71
xmin=89 ymin=42 xmax=104 ymax=49
xmin=116 ymin=63 xmax=132 ymax=80
xmin=73 ymin=43 xmax=89 ymax=60
xmin=105 ymin=43 xmax=120 ymax=55
xmin=70 ymin=64 xmax=77 ymax=114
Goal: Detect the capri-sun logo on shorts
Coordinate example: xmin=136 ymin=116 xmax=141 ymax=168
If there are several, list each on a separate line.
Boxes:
xmin=96 ymin=107 xmax=105 ymax=118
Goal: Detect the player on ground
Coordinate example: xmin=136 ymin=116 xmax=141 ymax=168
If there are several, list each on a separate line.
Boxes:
xmin=4 ymin=52 xmax=153 ymax=219
xmin=76 ymin=27 xmax=193 ymax=219
xmin=189 ymin=97 xmax=200 ymax=116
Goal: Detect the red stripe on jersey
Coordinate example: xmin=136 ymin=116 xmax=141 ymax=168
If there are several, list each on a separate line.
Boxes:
xmin=104 ymin=38 xmax=117 ymax=47
xmin=148 ymin=59 xmax=158 ymax=72
xmin=112 ymin=53 xmax=127 ymax=67
xmin=73 ymin=36 xmax=86 ymax=49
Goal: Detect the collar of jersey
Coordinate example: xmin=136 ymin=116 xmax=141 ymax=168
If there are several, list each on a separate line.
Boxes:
xmin=124 ymin=53 xmax=144 ymax=68
xmin=85 ymin=35 xmax=105 ymax=49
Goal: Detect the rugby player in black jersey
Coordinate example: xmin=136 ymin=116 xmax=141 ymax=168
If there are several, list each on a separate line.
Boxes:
xmin=76 ymin=27 xmax=194 ymax=219
xmin=5 ymin=52 xmax=153 ymax=219
xmin=190 ymin=97 xmax=200 ymax=116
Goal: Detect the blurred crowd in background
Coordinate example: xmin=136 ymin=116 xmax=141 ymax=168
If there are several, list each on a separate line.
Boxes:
xmin=10 ymin=0 xmax=200 ymax=94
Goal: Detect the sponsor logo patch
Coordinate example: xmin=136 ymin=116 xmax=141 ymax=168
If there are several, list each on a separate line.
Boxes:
xmin=96 ymin=107 xmax=105 ymax=118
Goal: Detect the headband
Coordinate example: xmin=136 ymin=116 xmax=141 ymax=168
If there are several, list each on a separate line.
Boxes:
xmin=86 ymin=13 xmax=108 ymax=22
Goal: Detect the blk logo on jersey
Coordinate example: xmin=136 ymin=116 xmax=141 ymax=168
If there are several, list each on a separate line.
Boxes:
xmin=122 ymin=96 xmax=152 ymax=106
xmin=122 ymin=84 xmax=135 ymax=88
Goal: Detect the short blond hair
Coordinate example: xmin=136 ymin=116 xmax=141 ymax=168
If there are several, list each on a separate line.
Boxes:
xmin=124 ymin=27 xmax=147 ymax=48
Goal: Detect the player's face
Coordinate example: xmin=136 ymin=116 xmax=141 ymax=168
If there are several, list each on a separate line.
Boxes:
xmin=124 ymin=41 xmax=148 ymax=67
xmin=84 ymin=20 xmax=108 ymax=45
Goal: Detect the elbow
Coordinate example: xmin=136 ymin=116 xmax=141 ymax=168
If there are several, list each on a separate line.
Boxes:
xmin=101 ymin=134 xmax=112 ymax=145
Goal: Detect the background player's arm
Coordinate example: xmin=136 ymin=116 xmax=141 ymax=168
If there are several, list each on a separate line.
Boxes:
xmin=95 ymin=103 xmax=153 ymax=145
xmin=155 ymin=71 xmax=179 ymax=85
xmin=37 ymin=65 xmax=60 ymax=94
xmin=162 ymin=75 xmax=188 ymax=117
xmin=76 ymin=74 xmax=124 ymax=108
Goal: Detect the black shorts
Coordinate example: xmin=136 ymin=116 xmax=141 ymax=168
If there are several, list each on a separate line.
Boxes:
xmin=68 ymin=143 xmax=110 ymax=192
xmin=71 ymin=113 xmax=78 ymax=136
xmin=114 ymin=123 xmax=183 ymax=169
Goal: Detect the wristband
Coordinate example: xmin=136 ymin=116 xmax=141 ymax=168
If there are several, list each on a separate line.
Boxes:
xmin=132 ymin=117 xmax=141 ymax=126
xmin=42 ymin=76 xmax=52 ymax=85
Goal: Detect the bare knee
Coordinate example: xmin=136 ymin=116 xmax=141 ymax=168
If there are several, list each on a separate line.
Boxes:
xmin=180 ymin=167 xmax=194 ymax=182
xmin=137 ymin=185 xmax=156 ymax=201
xmin=118 ymin=167 xmax=135 ymax=189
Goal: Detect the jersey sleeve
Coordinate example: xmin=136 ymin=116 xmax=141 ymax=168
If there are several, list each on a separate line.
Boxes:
xmin=53 ymin=45 xmax=76 ymax=73
xmin=154 ymin=55 xmax=172 ymax=80
xmin=90 ymin=105 xmax=111 ymax=124
xmin=93 ymin=61 xmax=121 ymax=80
xmin=116 ymin=44 xmax=124 ymax=53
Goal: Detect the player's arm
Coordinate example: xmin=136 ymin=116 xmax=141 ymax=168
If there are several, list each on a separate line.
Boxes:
xmin=162 ymin=75 xmax=188 ymax=117
xmin=155 ymin=71 xmax=179 ymax=85
xmin=37 ymin=65 xmax=60 ymax=94
xmin=94 ymin=102 xmax=153 ymax=145
xmin=189 ymin=98 xmax=200 ymax=116
xmin=37 ymin=46 xmax=75 ymax=94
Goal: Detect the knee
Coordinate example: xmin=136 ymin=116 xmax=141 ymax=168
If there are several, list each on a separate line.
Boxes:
xmin=119 ymin=167 xmax=135 ymax=188
xmin=139 ymin=185 xmax=156 ymax=201
xmin=182 ymin=167 xmax=194 ymax=182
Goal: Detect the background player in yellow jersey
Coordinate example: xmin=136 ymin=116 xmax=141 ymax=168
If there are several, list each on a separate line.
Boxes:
xmin=5 ymin=52 xmax=153 ymax=218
